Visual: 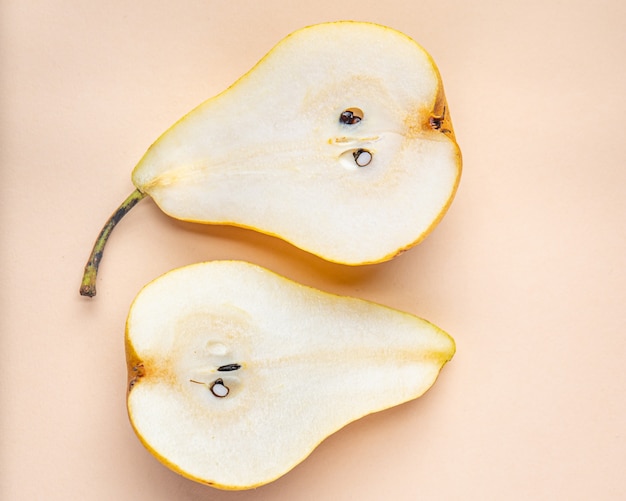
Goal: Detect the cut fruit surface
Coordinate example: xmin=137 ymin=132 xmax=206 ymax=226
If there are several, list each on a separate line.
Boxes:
xmin=132 ymin=21 xmax=461 ymax=265
xmin=126 ymin=261 xmax=455 ymax=489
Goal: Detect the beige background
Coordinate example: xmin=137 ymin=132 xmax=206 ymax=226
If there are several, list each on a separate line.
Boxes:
xmin=2 ymin=0 xmax=625 ymax=499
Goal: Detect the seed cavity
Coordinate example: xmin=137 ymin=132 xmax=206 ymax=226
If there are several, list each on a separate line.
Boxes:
xmin=340 ymin=108 xmax=363 ymax=125
xmin=353 ymin=149 xmax=373 ymax=167
xmin=206 ymin=342 xmax=229 ymax=356
xmin=210 ymin=379 xmax=230 ymax=398
xmin=190 ymin=378 xmax=231 ymax=398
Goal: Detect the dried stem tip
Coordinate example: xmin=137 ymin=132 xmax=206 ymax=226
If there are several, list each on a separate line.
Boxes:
xmin=79 ymin=189 xmax=146 ymax=297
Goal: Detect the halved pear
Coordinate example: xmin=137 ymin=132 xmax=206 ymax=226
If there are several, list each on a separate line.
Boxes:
xmin=126 ymin=261 xmax=455 ymax=489
xmin=132 ymin=21 xmax=461 ymax=264
xmin=80 ymin=21 xmax=461 ymax=296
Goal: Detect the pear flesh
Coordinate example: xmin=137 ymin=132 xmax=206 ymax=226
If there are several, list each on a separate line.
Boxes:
xmin=132 ymin=21 xmax=461 ymax=265
xmin=126 ymin=261 xmax=455 ymax=489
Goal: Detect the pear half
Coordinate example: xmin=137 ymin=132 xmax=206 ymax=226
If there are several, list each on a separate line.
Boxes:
xmin=126 ymin=261 xmax=455 ymax=489
xmin=133 ymin=21 xmax=461 ymax=263
xmin=80 ymin=21 xmax=461 ymax=296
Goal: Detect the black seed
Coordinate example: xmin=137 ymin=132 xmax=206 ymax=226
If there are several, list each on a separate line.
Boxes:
xmin=218 ymin=363 xmax=241 ymax=372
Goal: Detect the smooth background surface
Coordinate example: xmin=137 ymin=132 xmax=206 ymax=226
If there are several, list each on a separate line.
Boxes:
xmin=1 ymin=1 xmax=625 ymax=499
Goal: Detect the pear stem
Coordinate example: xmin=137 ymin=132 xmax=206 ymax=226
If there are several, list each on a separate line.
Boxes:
xmin=79 ymin=188 xmax=147 ymax=297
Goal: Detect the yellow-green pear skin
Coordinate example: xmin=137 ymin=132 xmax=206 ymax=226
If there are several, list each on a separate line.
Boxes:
xmin=126 ymin=261 xmax=455 ymax=490
xmin=132 ymin=21 xmax=461 ymax=265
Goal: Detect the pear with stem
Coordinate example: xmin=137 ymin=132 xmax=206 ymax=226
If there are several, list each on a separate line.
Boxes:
xmin=80 ymin=21 xmax=461 ymax=296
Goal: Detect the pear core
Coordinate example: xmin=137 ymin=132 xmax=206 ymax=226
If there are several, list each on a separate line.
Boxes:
xmin=132 ymin=21 xmax=461 ymax=265
xmin=126 ymin=261 xmax=455 ymax=489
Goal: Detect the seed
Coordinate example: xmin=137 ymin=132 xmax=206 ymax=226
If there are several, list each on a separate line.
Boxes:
xmin=340 ymin=108 xmax=363 ymax=124
xmin=353 ymin=149 xmax=372 ymax=167
xmin=210 ymin=379 xmax=230 ymax=398
xmin=217 ymin=363 xmax=241 ymax=372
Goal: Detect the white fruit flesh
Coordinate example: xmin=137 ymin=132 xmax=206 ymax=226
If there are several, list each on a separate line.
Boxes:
xmin=131 ymin=22 xmax=461 ymax=264
xmin=126 ymin=261 xmax=455 ymax=489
